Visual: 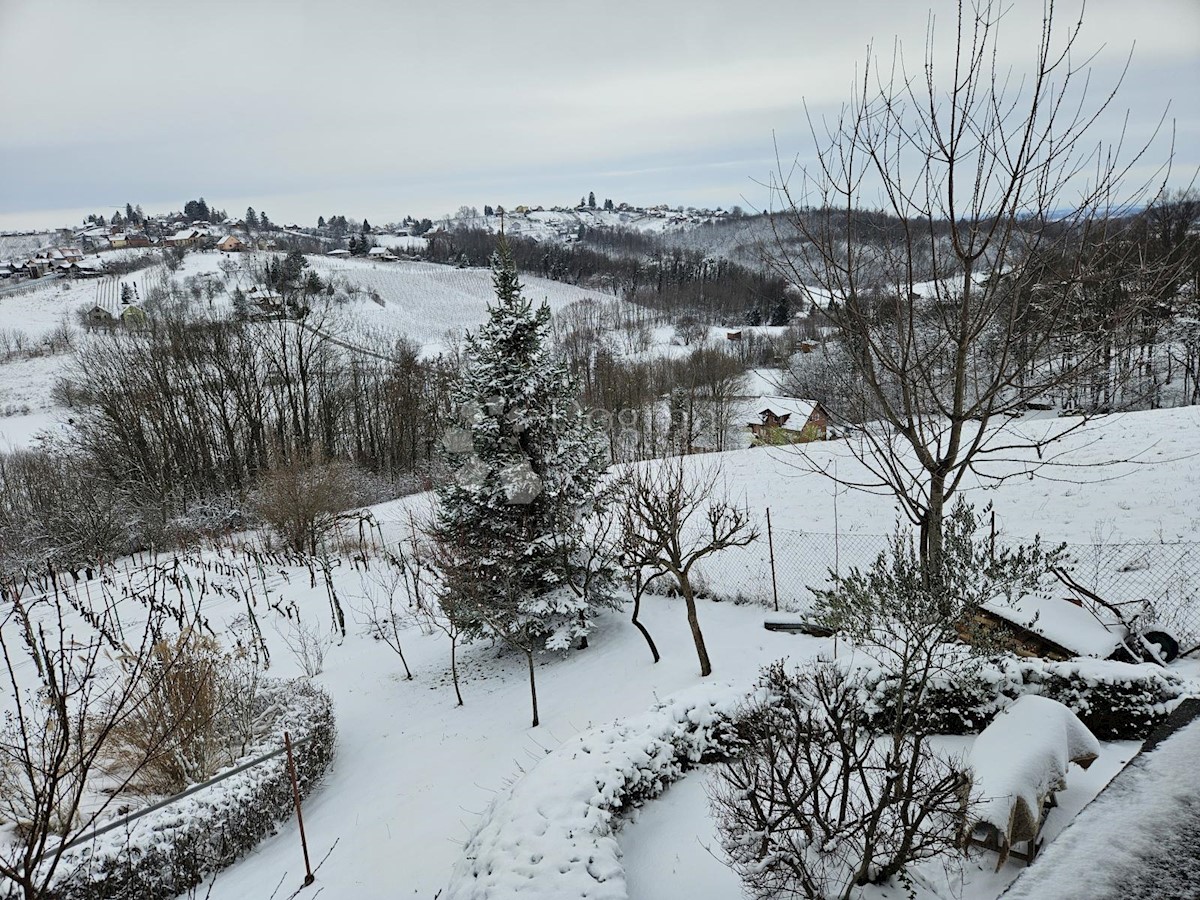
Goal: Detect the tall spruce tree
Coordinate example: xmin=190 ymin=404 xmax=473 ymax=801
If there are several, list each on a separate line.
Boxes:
xmin=432 ymin=238 xmax=616 ymax=726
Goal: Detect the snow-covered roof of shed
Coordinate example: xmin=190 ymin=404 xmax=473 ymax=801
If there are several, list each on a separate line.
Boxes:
xmin=981 ymin=595 xmax=1121 ymax=658
xmin=757 ymin=396 xmax=820 ymax=423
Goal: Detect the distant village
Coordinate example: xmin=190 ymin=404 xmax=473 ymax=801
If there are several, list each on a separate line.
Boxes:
xmin=0 ymin=197 xmax=736 ymax=285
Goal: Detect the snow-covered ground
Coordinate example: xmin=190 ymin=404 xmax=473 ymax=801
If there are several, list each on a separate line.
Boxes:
xmin=1 ymin=405 xmax=1198 ymax=898
xmin=303 ymin=256 xmax=618 ymax=354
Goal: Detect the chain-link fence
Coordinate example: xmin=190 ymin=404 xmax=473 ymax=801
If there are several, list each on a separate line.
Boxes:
xmin=694 ymin=529 xmax=891 ymax=613
xmin=1058 ymin=540 xmax=1200 ymax=652
xmin=696 ymin=522 xmax=1200 ymax=654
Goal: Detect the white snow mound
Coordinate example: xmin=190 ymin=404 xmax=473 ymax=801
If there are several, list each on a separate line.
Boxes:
xmin=968 ymin=694 xmax=1100 ymax=846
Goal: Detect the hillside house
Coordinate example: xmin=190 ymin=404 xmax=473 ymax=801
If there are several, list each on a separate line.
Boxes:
xmin=85 ymin=305 xmax=116 ymax=327
xmin=246 ymin=285 xmax=284 ymax=312
xmin=748 ymin=396 xmax=830 ymax=444
xmin=368 ymin=246 xmax=399 ymax=261
xmin=165 ymin=228 xmax=203 ymax=247
xmin=60 ymin=259 xmax=106 ymax=278
xmin=327 ymin=248 xmax=350 ymax=257
xmin=21 ymin=258 xmax=51 ymax=278
xmin=216 ymin=235 xmax=245 ymax=252
xmin=119 ymin=305 xmax=148 ymax=329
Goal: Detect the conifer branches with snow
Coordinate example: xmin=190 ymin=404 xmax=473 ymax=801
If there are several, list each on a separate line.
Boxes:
xmin=431 ymin=238 xmax=617 ymax=726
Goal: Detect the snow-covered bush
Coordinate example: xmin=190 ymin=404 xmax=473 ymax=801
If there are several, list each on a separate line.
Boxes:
xmin=856 ymin=653 xmax=1188 ymax=740
xmin=444 ymin=683 xmax=746 ymax=900
xmin=15 ymin=679 xmax=336 ymax=900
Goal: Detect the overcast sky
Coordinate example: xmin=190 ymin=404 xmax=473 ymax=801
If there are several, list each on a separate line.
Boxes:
xmin=0 ymin=0 xmax=1196 ymax=230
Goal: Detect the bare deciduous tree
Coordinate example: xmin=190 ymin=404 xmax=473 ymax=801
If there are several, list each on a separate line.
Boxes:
xmin=0 ymin=582 xmax=209 ymax=900
xmin=253 ymin=454 xmax=359 ymax=555
xmin=711 ymin=662 xmax=967 ymax=900
xmin=772 ymin=0 xmax=1173 ymax=579
xmin=619 ymin=460 xmax=758 ymax=676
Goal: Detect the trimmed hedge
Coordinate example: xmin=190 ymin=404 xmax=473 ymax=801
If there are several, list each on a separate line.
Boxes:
xmin=858 ymin=654 xmax=1189 ymax=740
xmin=31 ymin=679 xmax=336 ymax=900
xmin=444 ymin=683 xmax=748 ymax=900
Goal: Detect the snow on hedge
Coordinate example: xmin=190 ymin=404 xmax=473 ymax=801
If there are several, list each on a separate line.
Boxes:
xmin=967 ymin=695 xmax=1100 ymax=848
xmin=444 ymin=683 xmax=747 ymax=900
xmin=854 ymin=650 xmax=1189 ymax=739
xmin=21 ymin=679 xmax=336 ymax=900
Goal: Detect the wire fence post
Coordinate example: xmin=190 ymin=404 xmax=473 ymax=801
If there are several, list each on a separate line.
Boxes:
xmin=284 ymin=731 xmax=315 ymax=886
xmin=767 ymin=507 xmax=779 ymax=612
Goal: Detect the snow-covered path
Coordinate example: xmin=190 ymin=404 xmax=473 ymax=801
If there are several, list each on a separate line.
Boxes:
xmin=1004 ymin=704 xmax=1200 ymax=900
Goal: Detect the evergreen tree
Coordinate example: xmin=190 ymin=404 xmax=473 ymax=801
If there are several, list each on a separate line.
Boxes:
xmin=362 ymin=219 xmax=371 ymax=234
xmin=231 ymin=287 xmax=249 ymax=320
xmin=246 ymin=207 xmax=259 ymax=230
xmin=125 ymin=202 xmax=134 ymax=223
xmin=259 ymin=211 xmax=271 ymax=230
xmin=588 ymin=191 xmax=596 ymax=209
xmin=432 ymin=239 xmax=616 ymax=726
xmin=604 ymin=198 xmax=614 ymax=211
xmin=317 ymin=215 xmax=326 ymax=228
xmin=484 ymin=205 xmax=495 ymax=217
xmin=769 ymin=294 xmax=792 ymax=326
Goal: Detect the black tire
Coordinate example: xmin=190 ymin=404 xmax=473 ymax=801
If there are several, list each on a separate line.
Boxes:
xmin=1140 ymin=630 xmax=1180 ymax=664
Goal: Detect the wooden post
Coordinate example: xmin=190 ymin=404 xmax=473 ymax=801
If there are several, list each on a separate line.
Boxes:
xmin=767 ymin=507 xmax=779 ymax=613
xmin=284 ymin=731 xmax=315 ymax=886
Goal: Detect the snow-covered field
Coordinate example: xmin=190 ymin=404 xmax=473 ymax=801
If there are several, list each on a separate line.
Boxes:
xmin=304 ymin=256 xmax=617 ymax=353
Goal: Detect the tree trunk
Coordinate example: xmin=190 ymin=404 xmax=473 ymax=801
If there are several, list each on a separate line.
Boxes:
xmin=450 ymin=637 xmax=463 ymax=706
xmin=631 ymin=590 xmax=661 ymax=663
xmin=921 ymin=473 xmax=947 ymax=590
xmin=680 ymin=580 xmax=712 ymax=677
xmin=526 ymin=649 xmax=539 ymax=727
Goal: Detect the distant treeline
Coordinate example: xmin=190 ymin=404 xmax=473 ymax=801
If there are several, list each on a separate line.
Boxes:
xmin=423 ymin=229 xmax=796 ymax=325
